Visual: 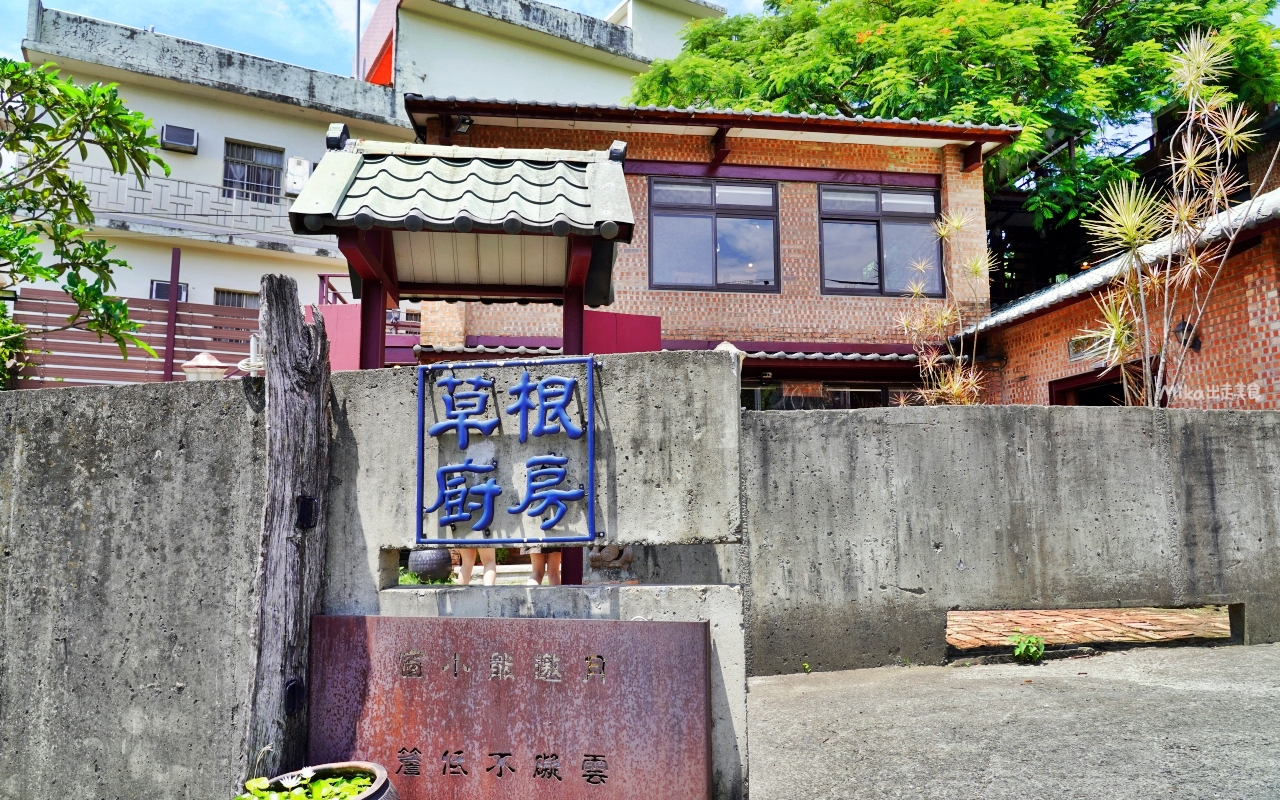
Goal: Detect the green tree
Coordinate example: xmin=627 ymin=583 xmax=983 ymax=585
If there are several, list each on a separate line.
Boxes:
xmin=629 ymin=0 xmax=1280 ymax=227
xmin=1 ymin=58 xmax=168 ymax=386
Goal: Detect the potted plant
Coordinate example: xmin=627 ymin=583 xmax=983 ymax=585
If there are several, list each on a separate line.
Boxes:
xmin=235 ymin=761 xmax=397 ymax=800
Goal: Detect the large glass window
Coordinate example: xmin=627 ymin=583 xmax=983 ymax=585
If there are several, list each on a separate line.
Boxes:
xmin=649 ymin=179 xmax=779 ymax=292
xmin=819 ymin=185 xmax=943 ymax=296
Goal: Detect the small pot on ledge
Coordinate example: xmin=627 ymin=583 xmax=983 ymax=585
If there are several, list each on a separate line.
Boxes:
xmin=259 ymin=761 xmax=397 ymax=800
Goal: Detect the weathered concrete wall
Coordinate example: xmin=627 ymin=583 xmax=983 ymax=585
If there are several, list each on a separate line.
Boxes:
xmin=377 ymin=584 xmax=748 ymax=800
xmin=0 ymin=380 xmax=267 ymax=799
xmin=742 ymin=407 xmax=1280 ymax=675
xmin=324 ymin=352 xmax=742 ymax=613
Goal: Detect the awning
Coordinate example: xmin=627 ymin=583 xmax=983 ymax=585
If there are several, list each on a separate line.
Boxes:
xmin=288 ymin=126 xmax=634 ymax=306
xmin=289 ymin=139 xmax=634 ymax=240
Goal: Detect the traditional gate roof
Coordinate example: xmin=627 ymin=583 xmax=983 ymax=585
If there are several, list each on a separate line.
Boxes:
xmin=289 ymin=139 xmax=634 ymax=240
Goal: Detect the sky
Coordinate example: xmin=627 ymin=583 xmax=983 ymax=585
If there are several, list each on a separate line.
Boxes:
xmin=0 ymin=0 xmax=764 ymax=74
xmin=0 ymin=1 xmax=1276 ymax=91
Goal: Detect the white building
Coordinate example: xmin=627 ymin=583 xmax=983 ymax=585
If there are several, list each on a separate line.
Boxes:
xmin=16 ymin=0 xmax=720 ymax=375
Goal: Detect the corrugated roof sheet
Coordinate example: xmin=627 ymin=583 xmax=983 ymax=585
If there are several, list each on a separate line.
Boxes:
xmin=964 ymin=187 xmax=1280 ymax=337
xmin=290 ymin=140 xmax=634 ymax=239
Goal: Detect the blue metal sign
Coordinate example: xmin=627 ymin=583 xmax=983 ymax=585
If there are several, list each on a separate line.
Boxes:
xmin=416 ymin=356 xmax=597 ymax=546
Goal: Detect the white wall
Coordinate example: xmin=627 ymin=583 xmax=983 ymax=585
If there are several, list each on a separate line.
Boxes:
xmin=395 ymin=9 xmax=640 ymax=104
xmin=628 ymin=0 xmax=699 ymax=62
xmin=91 ymin=237 xmax=337 ymax=306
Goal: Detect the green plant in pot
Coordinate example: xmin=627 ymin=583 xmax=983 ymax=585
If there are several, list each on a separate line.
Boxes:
xmin=235 ymin=761 xmax=398 ymax=800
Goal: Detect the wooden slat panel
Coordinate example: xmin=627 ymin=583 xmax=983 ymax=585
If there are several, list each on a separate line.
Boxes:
xmin=14 ymin=287 xmax=261 ymax=389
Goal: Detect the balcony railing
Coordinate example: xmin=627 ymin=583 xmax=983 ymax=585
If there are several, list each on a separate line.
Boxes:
xmin=65 ymin=161 xmax=338 ymax=253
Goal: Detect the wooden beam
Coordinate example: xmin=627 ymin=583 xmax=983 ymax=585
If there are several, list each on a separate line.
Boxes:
xmin=566 ymin=236 xmax=594 ymax=288
xmin=162 ymin=247 xmax=181 ymax=381
xmin=625 ymin=160 xmax=942 ymax=188
xmin=337 ymin=228 xmax=399 ymax=303
xmin=246 ymin=274 xmax=331 ymax=778
xmin=962 ymin=142 xmax=984 ymax=172
xmin=711 ymin=126 xmax=730 ymax=165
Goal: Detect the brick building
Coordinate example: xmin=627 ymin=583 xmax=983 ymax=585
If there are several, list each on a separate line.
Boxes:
xmin=403 ymin=98 xmax=1019 ymax=408
xmin=970 ymin=190 xmax=1280 ymax=408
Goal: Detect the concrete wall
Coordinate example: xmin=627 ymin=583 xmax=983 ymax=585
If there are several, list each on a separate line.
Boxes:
xmin=0 ymin=380 xmax=267 ymax=800
xmin=324 ymin=351 xmax=743 ymax=613
xmin=740 ymin=406 xmax=1280 ymax=675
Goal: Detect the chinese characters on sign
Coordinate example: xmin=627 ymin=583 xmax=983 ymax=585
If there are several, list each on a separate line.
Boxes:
xmin=418 ymin=358 xmax=596 ymax=546
xmin=308 ymin=616 xmax=712 ymax=800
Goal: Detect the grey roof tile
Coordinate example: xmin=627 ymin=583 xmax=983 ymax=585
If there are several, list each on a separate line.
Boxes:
xmin=290 ymin=141 xmax=634 ymax=239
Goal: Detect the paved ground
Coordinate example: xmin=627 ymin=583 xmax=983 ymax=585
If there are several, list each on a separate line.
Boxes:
xmin=947 ymin=607 xmax=1231 ymax=649
xmin=747 ymin=643 xmax=1280 ymax=799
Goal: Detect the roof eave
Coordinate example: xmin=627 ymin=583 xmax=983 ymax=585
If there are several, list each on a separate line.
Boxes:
xmin=403 ymin=95 xmax=1022 ymax=145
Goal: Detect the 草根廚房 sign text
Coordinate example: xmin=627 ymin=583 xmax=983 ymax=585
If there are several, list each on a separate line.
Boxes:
xmin=417 ymin=356 xmax=596 ymax=546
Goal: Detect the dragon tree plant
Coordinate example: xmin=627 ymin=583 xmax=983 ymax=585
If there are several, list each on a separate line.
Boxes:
xmin=1080 ymin=31 xmax=1276 ymax=406
xmin=896 ymin=211 xmax=993 ymax=405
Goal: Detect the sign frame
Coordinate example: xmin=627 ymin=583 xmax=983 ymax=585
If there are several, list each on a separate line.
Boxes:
xmin=415 ymin=355 xmax=598 ymax=547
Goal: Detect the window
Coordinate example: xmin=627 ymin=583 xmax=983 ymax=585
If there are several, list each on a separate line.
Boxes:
xmin=649 ymin=179 xmax=779 ymax=292
xmin=150 ymin=280 xmax=188 ymax=302
xmin=223 ymin=142 xmax=285 ymax=204
xmin=819 ymin=186 xmax=943 ymax=297
xmin=214 ymin=289 xmax=260 ymax=309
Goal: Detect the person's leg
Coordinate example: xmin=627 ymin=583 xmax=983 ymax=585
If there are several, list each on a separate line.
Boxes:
xmin=456 ymin=548 xmax=477 ymax=585
xmin=479 ymin=548 xmax=498 ymax=586
xmin=546 ymin=550 xmax=562 ymax=586
xmin=528 ymin=553 xmax=547 ymax=586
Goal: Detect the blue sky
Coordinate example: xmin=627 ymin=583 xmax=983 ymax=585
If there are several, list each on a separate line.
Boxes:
xmin=0 ymin=1 xmax=1276 ymax=83
xmin=0 ymin=0 xmax=763 ymax=74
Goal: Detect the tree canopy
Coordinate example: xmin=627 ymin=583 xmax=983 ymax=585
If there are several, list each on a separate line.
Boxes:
xmin=1 ymin=59 xmax=167 ymax=385
xmin=629 ymin=0 xmax=1280 ymax=226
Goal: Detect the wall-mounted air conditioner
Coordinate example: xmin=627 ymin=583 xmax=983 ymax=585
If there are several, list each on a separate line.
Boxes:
xmin=285 ymin=157 xmax=313 ymax=196
xmin=160 ymin=125 xmax=199 ymax=154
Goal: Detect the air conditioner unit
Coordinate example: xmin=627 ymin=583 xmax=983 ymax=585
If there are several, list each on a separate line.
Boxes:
xmin=160 ymin=125 xmax=199 ymax=154
xmin=285 ymin=156 xmax=313 ymax=196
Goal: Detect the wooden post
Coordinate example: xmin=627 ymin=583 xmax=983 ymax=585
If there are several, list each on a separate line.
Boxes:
xmin=246 ymin=275 xmax=332 ymax=778
xmin=359 ymin=280 xmax=386 ymax=370
xmin=163 ymin=247 xmax=181 ymax=381
xmin=561 ymin=283 xmax=585 ymax=585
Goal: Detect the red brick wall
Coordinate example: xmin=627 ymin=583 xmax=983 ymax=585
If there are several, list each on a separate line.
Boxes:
xmin=986 ymin=229 xmax=1280 ymax=408
xmin=417 ymin=123 xmax=987 ymax=347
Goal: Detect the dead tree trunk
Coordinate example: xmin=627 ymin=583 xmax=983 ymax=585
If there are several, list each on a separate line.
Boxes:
xmin=246 ymin=275 xmax=331 ymax=778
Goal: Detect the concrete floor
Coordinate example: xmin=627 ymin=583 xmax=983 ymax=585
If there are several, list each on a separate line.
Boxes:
xmin=747 ymin=643 xmax=1280 ymax=800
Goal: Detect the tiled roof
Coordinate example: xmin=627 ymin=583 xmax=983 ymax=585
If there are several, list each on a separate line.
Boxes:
xmin=413 ymin=345 xmax=922 ymax=361
xmin=415 ymin=344 xmax=564 ymax=356
xmin=290 ymin=140 xmax=634 ymax=239
xmin=964 ymin=187 xmax=1280 ymax=337
xmin=742 ymin=350 xmax=918 ymax=362
xmin=405 ymin=95 xmax=1022 ymax=139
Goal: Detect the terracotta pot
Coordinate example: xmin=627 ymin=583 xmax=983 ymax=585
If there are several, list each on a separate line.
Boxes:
xmin=266 ymin=761 xmax=397 ymax=800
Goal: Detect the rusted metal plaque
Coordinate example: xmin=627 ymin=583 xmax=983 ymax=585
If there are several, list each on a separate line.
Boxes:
xmin=309 ymin=616 xmax=711 ymax=800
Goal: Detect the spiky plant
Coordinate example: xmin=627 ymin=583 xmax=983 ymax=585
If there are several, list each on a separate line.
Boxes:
xmin=897 ymin=210 xmax=992 ymax=405
xmin=1079 ymin=30 xmax=1275 ymax=406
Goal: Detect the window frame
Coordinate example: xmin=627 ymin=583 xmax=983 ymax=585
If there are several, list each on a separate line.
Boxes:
xmin=817 ymin=184 xmax=945 ymax=298
xmin=222 ymin=140 xmax=286 ymax=205
xmin=213 ymin=288 xmax=261 ymax=310
xmin=648 ymin=177 xmax=782 ymax=294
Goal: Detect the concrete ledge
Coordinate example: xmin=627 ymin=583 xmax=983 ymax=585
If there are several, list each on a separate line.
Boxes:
xmin=26 ymin=4 xmax=406 ymax=126
xmin=376 ymin=584 xmax=747 ymax=800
